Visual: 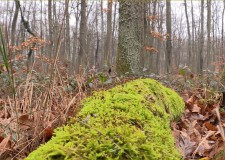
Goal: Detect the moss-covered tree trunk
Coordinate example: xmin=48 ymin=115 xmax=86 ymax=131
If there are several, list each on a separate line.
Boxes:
xmin=26 ymin=79 xmax=184 ymax=160
xmin=116 ymin=0 xmax=145 ymax=75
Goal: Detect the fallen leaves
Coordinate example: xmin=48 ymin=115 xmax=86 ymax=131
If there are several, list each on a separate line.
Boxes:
xmin=173 ymin=90 xmax=225 ymax=159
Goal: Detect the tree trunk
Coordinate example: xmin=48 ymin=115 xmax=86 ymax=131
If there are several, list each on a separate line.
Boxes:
xmin=11 ymin=0 xmax=19 ymax=46
xmin=78 ymin=0 xmax=87 ymax=67
xmin=105 ymin=0 xmax=112 ymax=67
xmin=166 ymin=0 xmax=172 ymax=74
xmin=206 ymin=0 xmax=211 ymax=70
xmin=116 ymin=0 xmax=145 ymax=75
xmin=184 ymin=0 xmax=192 ymax=68
xmin=65 ymin=0 xmax=70 ymax=60
xmin=48 ymin=0 xmax=53 ymax=57
xmin=198 ymin=0 xmax=204 ymax=74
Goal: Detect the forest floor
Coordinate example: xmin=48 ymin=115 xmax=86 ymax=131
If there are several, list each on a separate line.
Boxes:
xmin=0 ymin=58 xmax=225 ymax=159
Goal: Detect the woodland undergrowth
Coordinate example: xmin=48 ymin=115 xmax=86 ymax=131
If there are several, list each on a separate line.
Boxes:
xmin=1 ymin=24 xmax=225 ymax=159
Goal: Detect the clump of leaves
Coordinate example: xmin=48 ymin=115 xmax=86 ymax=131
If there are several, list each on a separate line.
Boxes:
xmin=173 ymin=88 xmax=225 ymax=159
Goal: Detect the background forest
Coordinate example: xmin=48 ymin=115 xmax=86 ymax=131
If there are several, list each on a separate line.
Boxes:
xmin=1 ymin=0 xmax=225 ymax=159
xmin=0 ymin=0 xmax=224 ymax=74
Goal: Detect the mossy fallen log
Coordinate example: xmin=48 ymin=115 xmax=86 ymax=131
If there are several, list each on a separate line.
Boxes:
xmin=26 ymin=79 xmax=184 ymax=160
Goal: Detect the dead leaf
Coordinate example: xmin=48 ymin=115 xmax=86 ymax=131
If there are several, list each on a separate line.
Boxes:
xmin=205 ymin=122 xmax=218 ymax=131
xmin=43 ymin=126 xmax=54 ymax=142
xmin=192 ymin=104 xmax=201 ymax=113
xmin=0 ymin=135 xmax=11 ymax=151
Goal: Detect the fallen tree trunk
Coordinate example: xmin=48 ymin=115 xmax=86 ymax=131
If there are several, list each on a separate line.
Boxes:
xmin=26 ymin=78 xmax=184 ymax=160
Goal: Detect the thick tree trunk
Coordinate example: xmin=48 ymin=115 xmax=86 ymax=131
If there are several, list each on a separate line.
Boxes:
xmin=116 ymin=0 xmax=145 ymax=75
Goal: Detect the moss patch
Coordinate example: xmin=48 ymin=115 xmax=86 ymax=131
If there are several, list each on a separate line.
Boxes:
xmin=26 ymin=78 xmax=184 ymax=160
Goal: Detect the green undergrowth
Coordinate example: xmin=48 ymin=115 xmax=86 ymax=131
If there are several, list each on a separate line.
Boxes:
xmin=26 ymin=78 xmax=184 ymax=160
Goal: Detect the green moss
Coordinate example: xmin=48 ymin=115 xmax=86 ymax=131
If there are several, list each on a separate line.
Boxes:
xmin=26 ymin=79 xmax=184 ymax=160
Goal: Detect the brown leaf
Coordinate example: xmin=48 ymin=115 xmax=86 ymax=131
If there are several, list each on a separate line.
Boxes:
xmin=18 ymin=114 xmax=33 ymax=130
xmin=0 ymin=136 xmax=4 ymax=143
xmin=43 ymin=126 xmax=54 ymax=142
xmin=0 ymin=135 xmax=11 ymax=150
xmin=205 ymin=122 xmax=218 ymax=131
xmin=192 ymin=104 xmax=201 ymax=113
xmin=18 ymin=114 xmax=29 ymax=123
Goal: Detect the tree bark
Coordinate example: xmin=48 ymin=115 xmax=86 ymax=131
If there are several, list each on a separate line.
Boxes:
xmin=166 ymin=0 xmax=172 ymax=74
xmin=11 ymin=0 xmax=19 ymax=46
xmin=105 ymin=0 xmax=112 ymax=67
xmin=198 ymin=0 xmax=204 ymax=74
xmin=78 ymin=0 xmax=87 ymax=66
xmin=116 ymin=0 xmax=145 ymax=75
xmin=206 ymin=0 xmax=211 ymax=70
xmin=48 ymin=0 xmax=53 ymax=57
xmin=184 ymin=0 xmax=192 ymax=68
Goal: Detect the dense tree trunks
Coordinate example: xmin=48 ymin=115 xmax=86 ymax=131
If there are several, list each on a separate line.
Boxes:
xmin=166 ymin=0 xmax=172 ymax=74
xmin=78 ymin=0 xmax=87 ymax=66
xmin=4 ymin=1 xmax=225 ymax=75
xmin=116 ymin=0 xmax=145 ymax=75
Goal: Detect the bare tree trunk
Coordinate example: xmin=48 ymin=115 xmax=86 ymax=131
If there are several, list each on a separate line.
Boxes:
xmin=111 ymin=2 xmax=117 ymax=66
xmin=148 ymin=0 xmax=157 ymax=73
xmin=65 ymin=0 xmax=70 ymax=60
xmin=48 ymin=0 xmax=53 ymax=57
xmin=11 ymin=0 xmax=19 ymax=46
xmin=40 ymin=0 xmax=44 ymax=55
xmin=198 ymin=0 xmax=204 ymax=74
xmin=191 ymin=0 xmax=197 ymax=72
xmin=95 ymin=2 xmax=99 ymax=66
xmin=222 ymin=0 xmax=225 ymax=51
xmin=166 ymin=0 xmax=172 ymax=74
xmin=184 ymin=0 xmax=192 ymax=68
xmin=100 ymin=0 xmax=104 ymax=67
xmin=206 ymin=0 xmax=211 ymax=70
xmin=78 ymin=0 xmax=87 ymax=67
xmin=105 ymin=0 xmax=112 ymax=67
xmin=156 ymin=2 xmax=164 ymax=74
